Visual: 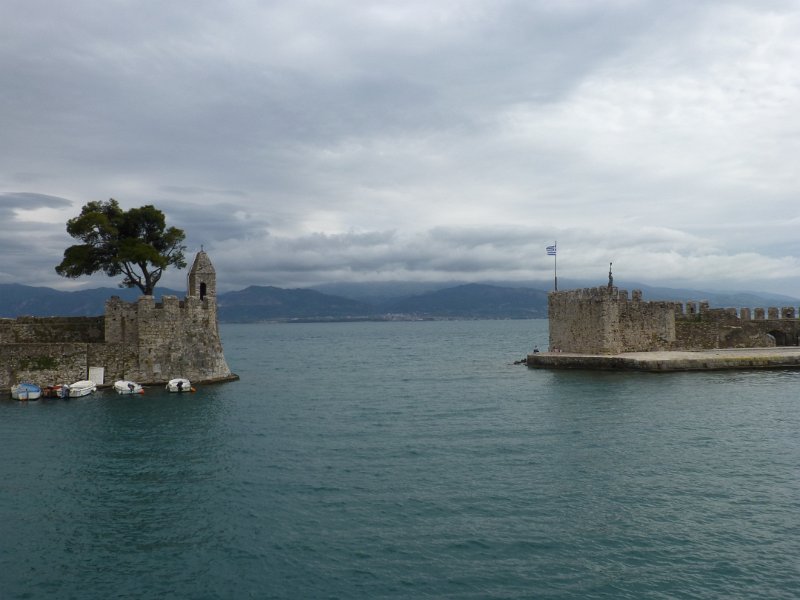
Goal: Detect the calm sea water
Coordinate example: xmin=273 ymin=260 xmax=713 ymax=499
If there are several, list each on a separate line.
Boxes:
xmin=2 ymin=319 xmax=800 ymax=599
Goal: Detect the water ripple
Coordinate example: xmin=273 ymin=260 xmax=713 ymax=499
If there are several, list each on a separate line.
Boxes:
xmin=3 ymin=321 xmax=800 ymax=598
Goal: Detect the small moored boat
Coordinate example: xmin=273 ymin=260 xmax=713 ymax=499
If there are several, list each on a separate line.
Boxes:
xmin=68 ymin=380 xmax=97 ymax=398
xmin=42 ymin=385 xmax=70 ymax=399
xmin=166 ymin=378 xmax=194 ymax=393
xmin=114 ymin=380 xmax=144 ymax=395
xmin=11 ymin=382 xmax=42 ymax=400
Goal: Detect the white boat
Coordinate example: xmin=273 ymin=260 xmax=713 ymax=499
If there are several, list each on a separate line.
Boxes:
xmin=68 ymin=380 xmax=97 ymax=397
xmin=166 ymin=378 xmax=193 ymax=393
xmin=11 ymin=382 xmax=42 ymax=400
xmin=114 ymin=380 xmax=144 ymax=395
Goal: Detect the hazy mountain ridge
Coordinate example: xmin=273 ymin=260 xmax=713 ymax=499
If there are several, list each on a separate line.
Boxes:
xmin=217 ymin=286 xmax=375 ymax=321
xmin=0 ymin=282 xmax=548 ymax=321
xmin=382 ymin=284 xmax=548 ymax=319
xmin=0 ymin=284 xmax=183 ymax=317
xmin=1 ymin=281 xmax=798 ymax=322
xmin=312 ymin=279 xmax=800 ymax=306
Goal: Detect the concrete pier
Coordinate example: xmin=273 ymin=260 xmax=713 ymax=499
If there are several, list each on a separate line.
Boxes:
xmin=527 ymin=347 xmax=800 ymax=372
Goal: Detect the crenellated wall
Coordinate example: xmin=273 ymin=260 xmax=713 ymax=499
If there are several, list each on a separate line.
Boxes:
xmin=549 ymin=287 xmax=676 ymax=353
xmin=1 ymin=251 xmax=235 ymax=391
xmin=549 ymin=286 xmax=800 ymax=354
xmin=105 ymin=293 xmax=231 ymax=383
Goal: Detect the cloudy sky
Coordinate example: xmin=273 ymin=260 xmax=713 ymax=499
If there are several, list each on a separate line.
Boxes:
xmin=3 ymin=0 xmax=800 ymax=295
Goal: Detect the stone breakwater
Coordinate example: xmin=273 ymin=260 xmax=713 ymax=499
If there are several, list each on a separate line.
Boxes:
xmin=527 ymin=348 xmax=800 ymax=372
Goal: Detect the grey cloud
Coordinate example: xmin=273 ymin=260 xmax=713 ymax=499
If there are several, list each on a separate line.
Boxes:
xmin=283 ymin=231 xmax=397 ymax=252
xmin=0 ymin=192 xmax=72 ymax=212
xmin=0 ymin=1 xmax=651 ymax=177
xmin=205 ymin=225 xmax=574 ymax=290
xmin=2 ymin=1 xmax=800 ymax=295
xmin=426 ymin=226 xmax=553 ymax=250
xmin=159 ymin=186 xmax=247 ymax=198
xmin=0 ymin=193 xmax=79 ymax=285
xmin=158 ymin=201 xmax=271 ymax=248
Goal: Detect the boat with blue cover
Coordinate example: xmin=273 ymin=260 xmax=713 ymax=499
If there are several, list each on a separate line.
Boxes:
xmin=11 ymin=382 xmax=42 ymax=400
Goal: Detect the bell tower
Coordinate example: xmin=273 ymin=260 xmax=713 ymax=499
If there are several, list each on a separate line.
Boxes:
xmin=187 ymin=250 xmax=216 ymax=301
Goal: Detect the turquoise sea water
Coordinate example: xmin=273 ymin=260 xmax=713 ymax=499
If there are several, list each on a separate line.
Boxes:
xmin=2 ymin=319 xmax=800 ymax=599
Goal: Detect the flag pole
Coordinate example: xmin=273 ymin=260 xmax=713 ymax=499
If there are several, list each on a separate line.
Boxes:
xmin=546 ymin=241 xmax=558 ymax=291
xmin=554 ymin=240 xmax=558 ymax=291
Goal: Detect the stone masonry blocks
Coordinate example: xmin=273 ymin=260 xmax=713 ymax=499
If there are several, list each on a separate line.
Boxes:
xmin=548 ymin=287 xmax=800 ymax=354
xmin=1 ymin=252 xmax=234 ymax=391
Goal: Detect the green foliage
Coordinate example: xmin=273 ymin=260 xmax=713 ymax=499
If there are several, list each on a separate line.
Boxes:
xmin=56 ymin=199 xmax=187 ymax=296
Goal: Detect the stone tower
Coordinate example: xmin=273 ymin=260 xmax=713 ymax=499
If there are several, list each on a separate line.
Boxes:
xmin=188 ymin=250 xmax=216 ymax=301
xmin=0 ymin=249 xmax=236 ymax=390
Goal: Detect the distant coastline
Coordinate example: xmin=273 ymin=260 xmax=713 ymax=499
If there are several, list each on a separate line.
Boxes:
xmin=0 ymin=282 xmax=549 ymax=322
xmin=2 ymin=280 xmax=797 ymax=323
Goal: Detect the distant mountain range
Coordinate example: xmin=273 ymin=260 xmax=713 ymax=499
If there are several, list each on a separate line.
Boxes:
xmin=0 ymin=280 xmax=798 ymax=322
xmin=217 ymin=286 xmax=375 ymax=321
xmin=0 ymin=284 xmax=184 ymax=317
xmin=312 ymin=279 xmax=800 ymax=307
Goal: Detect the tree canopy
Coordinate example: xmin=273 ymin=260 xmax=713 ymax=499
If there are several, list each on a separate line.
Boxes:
xmin=55 ymin=199 xmax=187 ymax=296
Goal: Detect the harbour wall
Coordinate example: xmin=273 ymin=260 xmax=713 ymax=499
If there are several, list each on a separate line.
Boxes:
xmin=549 ymin=286 xmax=800 ymax=354
xmin=0 ymin=316 xmax=104 ymax=344
xmin=0 ymin=296 xmax=233 ymax=390
xmin=0 ymin=251 xmax=235 ymax=391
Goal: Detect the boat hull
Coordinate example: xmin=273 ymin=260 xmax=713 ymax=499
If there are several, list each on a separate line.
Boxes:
xmin=68 ymin=380 xmax=97 ymax=397
xmin=114 ymin=380 xmax=144 ymax=395
xmin=11 ymin=383 xmax=42 ymax=400
xmin=166 ymin=378 xmax=193 ymax=393
xmin=42 ymin=385 xmax=69 ymax=399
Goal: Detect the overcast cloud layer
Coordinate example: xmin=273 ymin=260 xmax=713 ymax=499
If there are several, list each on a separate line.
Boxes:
xmin=3 ymin=0 xmax=800 ymax=295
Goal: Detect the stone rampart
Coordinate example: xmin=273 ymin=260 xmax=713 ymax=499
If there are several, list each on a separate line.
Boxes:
xmin=548 ymin=287 xmax=619 ymax=353
xmin=549 ymin=287 xmax=675 ymax=353
xmin=0 ymin=342 xmax=92 ymax=389
xmin=549 ymin=286 xmax=800 ymax=354
xmin=1 ymin=251 xmax=235 ymax=392
xmin=0 ymin=316 xmax=104 ymax=344
xmin=106 ymin=294 xmax=230 ymax=384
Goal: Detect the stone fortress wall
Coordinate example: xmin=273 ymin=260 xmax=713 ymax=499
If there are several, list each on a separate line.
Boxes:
xmin=0 ymin=251 xmax=234 ymax=391
xmin=549 ymin=286 xmax=800 ymax=354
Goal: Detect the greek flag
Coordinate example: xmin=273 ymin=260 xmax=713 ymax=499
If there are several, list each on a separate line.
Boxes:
xmin=546 ymin=244 xmax=557 ymax=256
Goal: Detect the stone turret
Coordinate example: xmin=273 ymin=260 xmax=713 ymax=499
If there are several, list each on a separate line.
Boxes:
xmin=188 ymin=250 xmax=216 ymax=300
xmin=100 ymin=250 xmax=233 ymax=383
xmin=0 ymin=250 xmax=236 ymax=390
xmin=547 ymin=286 xmax=676 ymax=354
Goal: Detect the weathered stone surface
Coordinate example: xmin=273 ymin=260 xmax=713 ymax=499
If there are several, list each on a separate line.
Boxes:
xmin=1 ymin=343 xmax=91 ymax=388
xmin=188 ymin=250 xmax=216 ymax=300
xmin=548 ymin=287 xmax=675 ymax=354
xmin=1 ymin=252 xmax=236 ymax=391
xmin=0 ymin=317 xmax=104 ymax=344
xmin=546 ymin=286 xmax=800 ymax=357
